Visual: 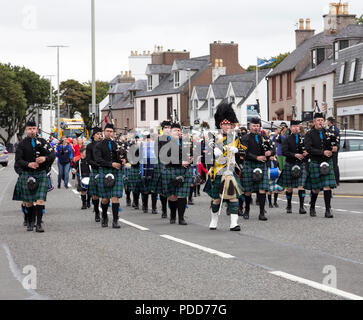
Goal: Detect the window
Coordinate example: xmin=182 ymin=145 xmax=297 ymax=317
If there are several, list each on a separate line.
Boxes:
xmin=209 ymin=98 xmax=215 ymax=118
xmin=349 ymin=115 xmax=355 ymax=130
xmin=340 ymin=40 xmax=349 ymax=50
xmin=312 ymin=50 xmax=317 ymax=68
xmin=301 ymin=89 xmax=305 ymax=111
xmin=323 ymin=83 xmax=327 ymax=103
xmin=194 ymin=100 xmax=198 ymax=121
xmin=279 ymin=75 xmax=283 ymax=100
xmin=347 ymin=139 xmax=363 ymax=152
xmin=349 ymin=59 xmax=357 ymax=82
xmin=140 ymin=100 xmax=146 ymax=121
xmin=272 ymin=77 xmax=276 ymax=102
xmin=147 ymin=75 xmax=153 ymax=91
xmin=174 ymin=71 xmax=180 ymax=88
xmin=126 ymin=118 xmax=130 ymax=129
xmin=317 ymin=48 xmax=325 ymax=65
xmin=167 ymin=97 xmax=173 ymax=120
xmin=339 ymin=63 xmax=346 ymax=84
xmin=154 ymin=99 xmax=158 ymax=120
xmin=334 ymin=42 xmax=339 ymax=61
xmin=311 ymin=86 xmax=315 ymax=108
xmin=287 ymin=72 xmax=292 ymax=99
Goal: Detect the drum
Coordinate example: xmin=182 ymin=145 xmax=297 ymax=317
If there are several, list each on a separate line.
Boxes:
xmin=269 ymin=167 xmax=279 ymax=180
xmin=81 ymin=177 xmax=90 ymax=189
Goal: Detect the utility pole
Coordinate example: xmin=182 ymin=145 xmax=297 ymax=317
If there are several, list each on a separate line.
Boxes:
xmin=91 ymin=0 xmax=97 ymax=125
xmin=44 ymin=75 xmax=55 ymax=127
xmin=47 ymin=45 xmax=69 ymax=140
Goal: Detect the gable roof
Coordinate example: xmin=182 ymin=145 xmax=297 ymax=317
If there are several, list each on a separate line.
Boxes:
xmin=214 ymin=69 xmax=270 ymax=84
xmin=230 ymin=81 xmax=255 ymax=97
xmin=194 ymin=86 xmax=209 ymax=100
xmin=128 ymin=79 xmax=147 ymax=91
xmin=210 ymin=84 xmax=229 ymax=99
xmin=108 ymin=82 xmax=134 ymax=94
xmin=146 ymin=64 xmax=172 ymax=75
xmin=334 ymin=24 xmax=363 ymax=41
xmin=295 ymin=58 xmax=337 ymax=82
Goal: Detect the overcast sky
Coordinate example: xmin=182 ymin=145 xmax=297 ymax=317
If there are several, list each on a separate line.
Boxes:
xmin=1 ymin=0 xmax=362 ymax=87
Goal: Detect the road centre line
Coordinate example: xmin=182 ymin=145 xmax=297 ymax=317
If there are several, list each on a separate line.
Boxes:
xmin=269 ymin=271 xmax=363 ymax=300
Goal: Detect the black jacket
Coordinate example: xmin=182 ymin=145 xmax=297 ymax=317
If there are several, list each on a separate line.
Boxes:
xmin=241 ymin=133 xmax=275 ymax=162
xmin=162 ymin=137 xmax=193 ymax=168
xmin=15 ymin=136 xmax=55 ymax=173
xmin=304 ymin=128 xmax=331 ymax=162
xmin=73 ymin=158 xmax=91 ymax=177
xmin=86 ymin=141 xmax=99 ymax=170
xmin=282 ymin=133 xmax=307 ymax=164
xmin=94 ymin=139 xmax=122 ymax=169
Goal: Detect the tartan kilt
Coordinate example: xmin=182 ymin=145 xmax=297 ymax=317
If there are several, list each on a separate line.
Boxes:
xmin=96 ymin=168 xmax=123 ymax=199
xmin=277 ymin=162 xmax=307 ymax=189
xmin=204 ymin=173 xmax=243 ymax=200
xmin=304 ymin=160 xmax=336 ymax=190
xmin=150 ymin=163 xmax=164 ymax=195
xmin=240 ymin=160 xmax=269 ymax=192
xmin=12 ymin=170 xmax=48 ymax=202
xmin=88 ymin=169 xmax=99 ymax=197
xmin=126 ymin=167 xmax=142 ymax=193
xmin=162 ymin=166 xmax=193 ymax=198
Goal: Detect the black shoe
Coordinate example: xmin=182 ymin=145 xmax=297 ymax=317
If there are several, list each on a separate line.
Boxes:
xmin=134 ymin=205 xmax=139 ymax=210
xmin=161 ymin=212 xmax=167 ymax=219
xmin=102 ymin=217 xmax=108 ymax=227
xmin=243 ymin=209 xmax=249 ymax=220
xmin=36 ymin=224 xmax=44 ymax=233
xmin=188 ymin=200 xmax=194 ymax=205
xmin=170 ymin=219 xmax=176 ymax=224
xmin=274 ymin=203 xmax=279 ymax=208
xmin=226 ymin=208 xmax=230 ymax=216
xmin=269 ymin=203 xmax=274 ymax=209
xmin=81 ymin=203 xmax=87 ymax=210
xmin=95 ymin=213 xmax=101 ymax=223
xmin=132 ymin=202 xmax=136 ymax=208
xmin=286 ymin=206 xmax=292 ymax=214
xmin=230 ymin=225 xmax=241 ymax=232
xmin=126 ymin=200 xmax=131 ymax=207
xmin=259 ymin=214 xmax=268 ymax=221
xmin=87 ymin=201 xmax=91 ymax=208
xmin=23 ymin=215 xmax=27 ymax=227
xmin=112 ymin=221 xmax=121 ymax=229
xmin=179 ymin=220 xmax=188 ymax=225
xmin=142 ymin=207 xmax=148 ymax=213
xmin=299 ymin=206 xmax=307 ymax=214
xmin=64 ymin=185 xmax=69 ymax=189
xmin=27 ymin=222 xmax=34 ymax=232
xmin=197 ymin=192 xmax=201 ymax=196
xmin=57 ymin=184 xmax=61 ymax=189
xmin=325 ymin=208 xmax=334 ymax=218
xmin=310 ymin=207 xmax=316 ymax=217
xmin=238 ymin=208 xmax=243 ymax=217
xmin=152 ymin=209 xmax=158 ymax=214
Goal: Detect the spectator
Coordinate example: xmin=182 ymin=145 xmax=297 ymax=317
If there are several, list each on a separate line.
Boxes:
xmin=56 ymin=138 xmax=73 ymax=189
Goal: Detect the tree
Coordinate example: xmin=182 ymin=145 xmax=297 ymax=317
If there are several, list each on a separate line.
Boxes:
xmin=245 ymin=52 xmax=290 ymax=72
xmin=0 ymin=63 xmax=27 ymax=145
xmin=356 ymin=14 xmax=363 ymax=25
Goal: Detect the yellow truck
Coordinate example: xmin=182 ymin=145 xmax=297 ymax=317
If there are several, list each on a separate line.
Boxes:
xmin=56 ymin=118 xmax=89 ymax=139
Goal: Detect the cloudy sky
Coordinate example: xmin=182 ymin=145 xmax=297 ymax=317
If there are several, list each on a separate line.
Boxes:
xmin=1 ymin=0 xmax=362 ymax=87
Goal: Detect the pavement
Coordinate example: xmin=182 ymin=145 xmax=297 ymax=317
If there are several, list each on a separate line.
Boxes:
xmin=0 ymin=155 xmax=362 ymax=300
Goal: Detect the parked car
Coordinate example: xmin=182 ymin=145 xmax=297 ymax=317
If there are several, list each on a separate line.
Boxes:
xmin=0 ymin=144 xmax=9 ymax=167
xmin=340 ymin=129 xmax=363 ymax=137
xmin=338 ymin=137 xmax=363 ymax=181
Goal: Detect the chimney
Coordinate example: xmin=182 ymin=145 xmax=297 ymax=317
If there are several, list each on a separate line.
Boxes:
xmin=295 ymin=18 xmax=315 ymax=48
xmin=209 ymin=41 xmax=244 ymax=75
xmin=323 ymin=2 xmax=356 ymax=34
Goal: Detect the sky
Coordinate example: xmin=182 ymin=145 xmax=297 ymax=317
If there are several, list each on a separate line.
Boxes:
xmin=0 ymin=0 xmax=362 ymax=87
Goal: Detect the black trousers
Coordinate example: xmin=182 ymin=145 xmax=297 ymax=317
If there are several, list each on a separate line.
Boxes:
xmin=332 ymin=153 xmax=340 ymax=185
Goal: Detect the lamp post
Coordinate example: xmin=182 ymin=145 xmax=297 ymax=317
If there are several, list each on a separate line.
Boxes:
xmin=44 ymin=75 xmax=55 ymax=127
xmin=47 ymin=45 xmax=69 ymax=139
xmin=186 ymin=68 xmax=191 ymax=124
xmin=91 ymin=0 xmax=97 ymax=125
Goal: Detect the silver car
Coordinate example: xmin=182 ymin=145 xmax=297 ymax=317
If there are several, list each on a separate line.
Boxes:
xmin=0 ymin=144 xmax=9 ymax=167
xmin=339 ymin=137 xmax=363 ymax=181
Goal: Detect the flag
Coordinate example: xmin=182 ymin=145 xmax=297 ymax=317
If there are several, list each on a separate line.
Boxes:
xmin=321 ymin=103 xmax=327 ymax=113
xmin=257 ymin=58 xmax=275 ymax=67
xmin=105 ymin=116 xmax=108 ymax=124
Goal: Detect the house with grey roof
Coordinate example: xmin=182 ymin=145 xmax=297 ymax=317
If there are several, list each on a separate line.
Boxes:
xmin=334 ymin=42 xmax=363 ymax=130
xmin=134 ymin=41 xmax=245 ymax=130
xmin=294 ymin=6 xmax=363 ymax=122
xmin=101 ymin=71 xmax=146 ymax=132
xmin=191 ymin=69 xmax=271 ymax=128
xmin=267 ymin=3 xmax=356 ymax=121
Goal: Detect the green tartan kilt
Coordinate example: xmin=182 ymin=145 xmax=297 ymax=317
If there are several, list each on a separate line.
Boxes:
xmin=162 ymin=166 xmax=193 ymax=198
xmin=13 ymin=170 xmax=48 ymax=202
xmin=204 ymin=173 xmax=243 ymax=200
xmin=87 ymin=169 xmax=99 ymax=197
xmin=150 ymin=163 xmax=164 ymax=195
xmin=304 ymin=160 xmax=336 ymax=190
xmin=277 ymin=162 xmax=307 ymax=188
xmin=96 ymin=168 xmax=123 ymax=199
xmin=240 ymin=160 xmax=269 ymax=192
xmin=125 ymin=166 xmax=142 ymax=193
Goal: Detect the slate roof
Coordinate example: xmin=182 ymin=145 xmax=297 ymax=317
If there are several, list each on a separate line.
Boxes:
xmin=295 ymin=58 xmax=337 ymax=82
xmin=194 ymin=86 xmax=209 ymax=100
xmin=136 ymin=56 xmax=210 ymax=98
xmin=333 ymin=42 xmax=363 ymax=99
xmin=128 ymin=79 xmax=147 ymax=91
xmin=108 ymin=82 xmax=134 ymax=94
xmin=172 ymin=59 xmax=207 ymax=71
xmin=311 ymin=35 xmax=336 ymax=49
xmin=199 ymin=101 xmax=208 ymax=110
xmin=230 ymin=81 xmax=255 ymax=97
xmin=214 ymin=69 xmax=270 ymax=84
xmin=146 ymin=64 xmax=172 ymax=75
xmin=269 ymin=32 xmax=327 ymax=77
xmin=210 ymin=84 xmax=229 ymax=99
xmin=334 ymin=24 xmax=363 ymax=40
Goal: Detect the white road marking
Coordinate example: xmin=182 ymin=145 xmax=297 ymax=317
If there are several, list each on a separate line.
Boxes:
xmin=160 ymin=235 xmax=235 ymax=259
xmin=350 ymin=211 xmax=362 ymax=214
xmin=270 ymin=271 xmax=363 ymax=301
xmin=119 ymin=219 xmax=150 ymax=231
xmin=2 ymin=244 xmax=48 ymax=300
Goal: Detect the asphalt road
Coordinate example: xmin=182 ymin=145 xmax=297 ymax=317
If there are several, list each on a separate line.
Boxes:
xmin=0 ymin=156 xmax=362 ymax=300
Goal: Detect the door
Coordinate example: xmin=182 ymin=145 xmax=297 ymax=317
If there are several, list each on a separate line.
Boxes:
xmin=345 ymin=139 xmax=363 ymax=179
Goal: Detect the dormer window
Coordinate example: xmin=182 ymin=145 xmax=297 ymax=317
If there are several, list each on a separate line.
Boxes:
xmin=312 ymin=48 xmax=325 ymax=68
xmin=174 ymin=71 xmax=180 ymax=88
xmin=334 ymin=42 xmax=339 ymax=61
xmin=147 ymin=75 xmax=153 ymax=91
xmin=312 ymin=50 xmax=317 ymax=68
xmin=340 ymin=40 xmax=349 ymax=50
xmin=349 ymin=59 xmax=357 ymax=82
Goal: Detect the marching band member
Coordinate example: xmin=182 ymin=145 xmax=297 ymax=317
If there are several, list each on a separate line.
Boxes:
xmin=94 ymin=123 xmax=125 ymax=228
xmin=240 ymin=117 xmax=275 ymax=221
xmin=86 ymin=127 xmax=103 ymax=222
xmin=161 ymin=123 xmax=193 ymax=225
xmin=12 ymin=120 xmax=55 ymax=233
xmin=304 ymin=113 xmax=337 ymax=218
xmin=72 ymin=147 xmax=91 ymax=210
xmin=277 ymin=120 xmax=309 ymax=214
xmin=204 ymin=103 xmax=245 ymax=231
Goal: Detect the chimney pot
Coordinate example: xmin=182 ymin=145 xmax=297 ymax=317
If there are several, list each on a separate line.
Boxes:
xmin=305 ymin=18 xmax=311 ymax=30
xmin=299 ymin=18 xmax=304 ymax=30
xmin=343 ymin=2 xmax=348 ymax=14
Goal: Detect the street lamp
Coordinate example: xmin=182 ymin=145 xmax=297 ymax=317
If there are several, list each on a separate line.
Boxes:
xmin=47 ymin=45 xmax=69 ymax=140
xmin=91 ymin=0 xmax=97 ymax=125
xmin=44 ymin=75 xmax=55 ymax=127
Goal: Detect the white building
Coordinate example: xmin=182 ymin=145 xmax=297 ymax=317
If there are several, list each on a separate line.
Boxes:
xmin=128 ymin=50 xmax=152 ymax=81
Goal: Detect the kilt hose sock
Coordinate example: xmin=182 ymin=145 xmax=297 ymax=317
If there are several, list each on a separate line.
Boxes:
xmin=92 ymin=199 xmax=100 ymax=214
xmin=168 ymin=200 xmax=177 ymax=221
xmin=274 ymin=193 xmax=278 ymax=205
xmin=310 ymin=192 xmax=318 ymax=209
xmin=324 ymin=190 xmax=332 ymax=209
xmin=160 ymin=195 xmax=167 ymax=213
xmin=298 ymin=190 xmax=306 ymax=208
xmin=151 ymin=193 xmax=157 ymax=210
xmin=177 ymin=198 xmax=187 ymax=223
